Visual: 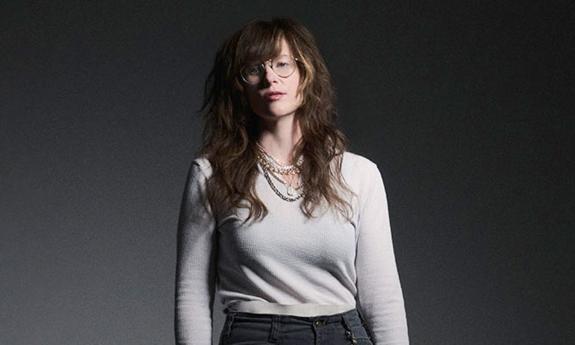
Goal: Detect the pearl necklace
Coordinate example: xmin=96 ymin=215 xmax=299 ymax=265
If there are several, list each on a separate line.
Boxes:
xmin=256 ymin=142 xmax=303 ymax=175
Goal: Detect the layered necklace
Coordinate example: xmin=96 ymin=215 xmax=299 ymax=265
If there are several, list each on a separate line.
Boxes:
xmin=255 ymin=142 xmax=305 ymax=202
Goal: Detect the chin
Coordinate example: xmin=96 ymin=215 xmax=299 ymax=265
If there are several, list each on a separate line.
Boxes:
xmin=254 ymin=104 xmax=300 ymax=119
xmin=268 ymin=105 xmax=298 ymax=115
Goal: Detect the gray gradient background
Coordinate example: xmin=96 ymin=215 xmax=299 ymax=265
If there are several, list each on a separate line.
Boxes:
xmin=1 ymin=1 xmax=573 ymax=345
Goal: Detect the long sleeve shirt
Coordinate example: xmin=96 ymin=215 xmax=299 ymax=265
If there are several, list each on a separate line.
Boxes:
xmin=175 ymin=151 xmax=409 ymax=345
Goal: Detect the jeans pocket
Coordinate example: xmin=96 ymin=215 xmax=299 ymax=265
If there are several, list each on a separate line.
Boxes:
xmin=342 ymin=320 xmax=374 ymax=345
xmin=220 ymin=314 xmax=275 ymax=344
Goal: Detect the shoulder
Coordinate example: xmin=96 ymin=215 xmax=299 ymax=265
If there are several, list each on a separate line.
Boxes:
xmin=341 ymin=151 xmax=386 ymax=196
xmin=341 ymin=150 xmax=379 ymax=176
xmin=190 ymin=155 xmax=213 ymax=178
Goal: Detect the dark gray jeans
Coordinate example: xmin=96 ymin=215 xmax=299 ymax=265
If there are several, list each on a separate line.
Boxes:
xmin=218 ymin=307 xmax=374 ymax=345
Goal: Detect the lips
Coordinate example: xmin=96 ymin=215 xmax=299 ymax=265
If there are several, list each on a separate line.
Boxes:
xmin=264 ymin=92 xmax=285 ymax=101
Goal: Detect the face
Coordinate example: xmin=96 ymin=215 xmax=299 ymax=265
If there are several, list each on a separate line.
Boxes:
xmin=242 ymin=38 xmax=303 ymax=121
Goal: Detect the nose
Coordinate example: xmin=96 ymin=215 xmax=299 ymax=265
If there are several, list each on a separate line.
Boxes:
xmin=262 ymin=62 xmax=279 ymax=84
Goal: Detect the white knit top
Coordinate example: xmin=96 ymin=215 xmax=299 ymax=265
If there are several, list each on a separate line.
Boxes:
xmin=175 ymin=151 xmax=409 ymax=345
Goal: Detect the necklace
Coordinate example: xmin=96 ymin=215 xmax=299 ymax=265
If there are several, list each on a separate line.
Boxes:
xmin=255 ymin=143 xmax=304 ymax=201
xmin=255 ymin=142 xmax=303 ymax=175
xmin=267 ymin=167 xmax=304 ymax=196
xmin=260 ymin=164 xmax=304 ymax=201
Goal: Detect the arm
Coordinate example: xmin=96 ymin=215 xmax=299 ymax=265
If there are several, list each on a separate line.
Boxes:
xmin=175 ymin=160 xmax=217 ymax=345
xmin=355 ymin=162 xmax=410 ymax=345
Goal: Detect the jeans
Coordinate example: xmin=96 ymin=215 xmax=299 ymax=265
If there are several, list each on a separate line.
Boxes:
xmin=218 ymin=307 xmax=374 ymax=345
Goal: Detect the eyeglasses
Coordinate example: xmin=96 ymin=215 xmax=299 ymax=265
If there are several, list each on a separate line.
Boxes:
xmin=240 ymin=55 xmax=300 ymax=85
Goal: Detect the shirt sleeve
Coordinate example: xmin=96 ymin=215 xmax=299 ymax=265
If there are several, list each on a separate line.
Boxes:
xmin=355 ymin=162 xmax=410 ymax=345
xmin=175 ymin=160 xmax=217 ymax=345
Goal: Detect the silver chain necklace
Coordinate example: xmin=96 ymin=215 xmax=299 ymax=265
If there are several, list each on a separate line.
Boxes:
xmin=259 ymin=165 xmax=304 ymax=201
xmin=255 ymin=143 xmax=304 ymax=201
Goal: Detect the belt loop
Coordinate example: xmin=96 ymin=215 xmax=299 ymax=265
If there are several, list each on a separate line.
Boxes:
xmin=268 ymin=315 xmax=281 ymax=343
xmin=341 ymin=310 xmax=354 ymax=331
xmin=225 ymin=313 xmax=235 ymax=338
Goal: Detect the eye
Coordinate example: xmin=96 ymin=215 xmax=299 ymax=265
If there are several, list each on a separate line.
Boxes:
xmin=245 ymin=65 xmax=260 ymax=75
xmin=273 ymin=55 xmax=293 ymax=69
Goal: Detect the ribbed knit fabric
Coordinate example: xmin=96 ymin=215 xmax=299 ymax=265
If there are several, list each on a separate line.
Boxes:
xmin=175 ymin=151 xmax=409 ymax=345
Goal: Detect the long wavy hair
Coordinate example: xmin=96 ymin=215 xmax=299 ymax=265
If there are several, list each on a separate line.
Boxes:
xmin=196 ymin=16 xmax=355 ymax=225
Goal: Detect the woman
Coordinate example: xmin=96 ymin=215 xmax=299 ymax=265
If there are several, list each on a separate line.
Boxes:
xmin=175 ymin=17 xmax=409 ymax=345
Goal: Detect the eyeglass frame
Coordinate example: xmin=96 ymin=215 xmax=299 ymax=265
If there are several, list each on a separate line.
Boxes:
xmin=239 ymin=55 xmax=301 ymax=85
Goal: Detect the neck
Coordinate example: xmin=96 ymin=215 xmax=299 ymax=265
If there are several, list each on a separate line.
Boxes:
xmin=256 ymin=114 xmax=302 ymax=165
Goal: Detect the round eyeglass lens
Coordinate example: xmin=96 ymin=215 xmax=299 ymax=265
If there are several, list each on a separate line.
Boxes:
xmin=272 ymin=55 xmax=296 ymax=76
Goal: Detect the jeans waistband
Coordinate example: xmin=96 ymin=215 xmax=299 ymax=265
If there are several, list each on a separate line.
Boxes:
xmin=220 ymin=306 xmax=373 ymax=344
xmin=225 ymin=306 xmax=360 ymax=325
xmin=224 ymin=301 xmax=357 ymax=317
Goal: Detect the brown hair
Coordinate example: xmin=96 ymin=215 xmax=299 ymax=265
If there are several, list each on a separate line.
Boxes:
xmin=196 ymin=16 xmax=355 ymax=225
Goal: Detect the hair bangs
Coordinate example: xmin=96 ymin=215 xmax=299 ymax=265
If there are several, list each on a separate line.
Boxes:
xmin=235 ymin=27 xmax=285 ymax=68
